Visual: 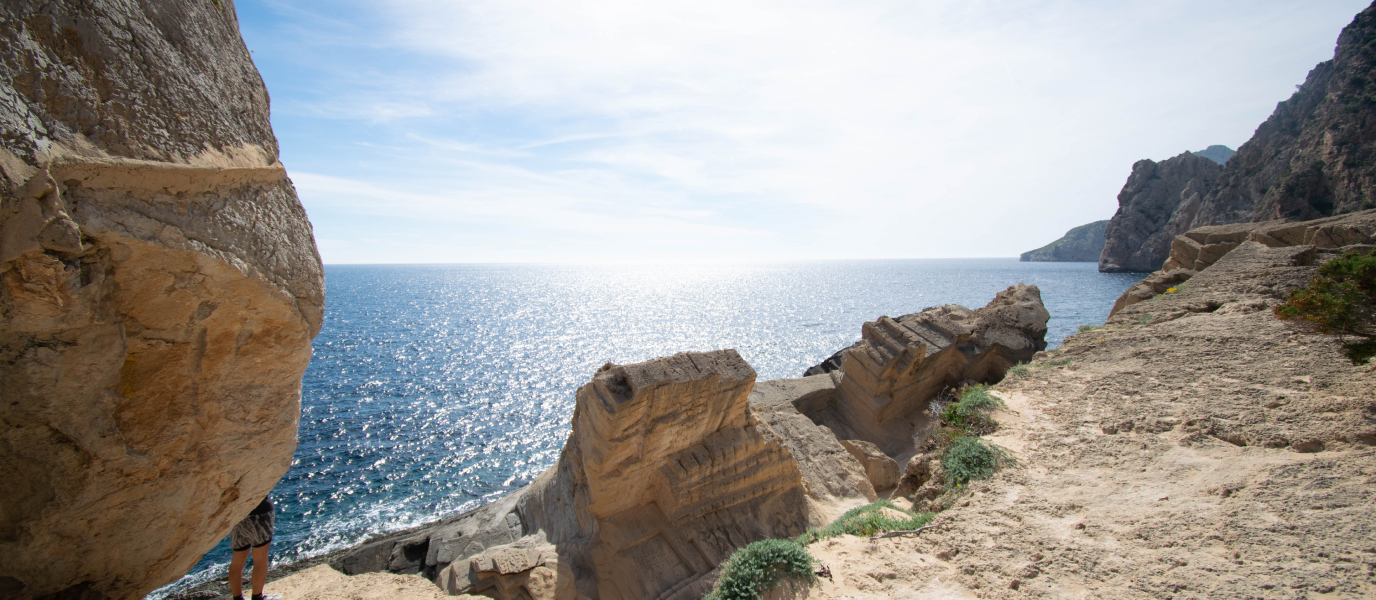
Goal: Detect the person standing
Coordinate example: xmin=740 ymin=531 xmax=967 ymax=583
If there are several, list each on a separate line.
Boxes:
xmin=227 ymin=496 xmax=274 ymax=600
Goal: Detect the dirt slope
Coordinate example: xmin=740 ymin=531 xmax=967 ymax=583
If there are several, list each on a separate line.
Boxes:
xmin=804 ymin=243 xmax=1375 ymax=599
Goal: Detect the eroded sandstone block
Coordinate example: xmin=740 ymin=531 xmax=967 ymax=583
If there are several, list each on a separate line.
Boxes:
xmin=348 ymin=351 xmax=809 ymax=600
xmin=805 ymin=284 xmax=1048 ymax=456
xmin=0 ymin=2 xmax=323 ymax=598
xmin=750 ymin=376 xmax=877 ymax=508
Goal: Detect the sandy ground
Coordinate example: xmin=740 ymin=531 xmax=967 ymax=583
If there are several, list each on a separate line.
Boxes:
xmin=800 ymin=244 xmax=1376 ymax=599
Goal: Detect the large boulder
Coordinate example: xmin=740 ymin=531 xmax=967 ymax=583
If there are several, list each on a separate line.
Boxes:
xmin=0 ymin=2 xmax=323 ymax=599
xmin=800 ymin=284 xmax=1049 ymax=457
xmin=335 ymin=351 xmax=810 ymax=600
xmin=1020 ymin=220 xmax=1108 ymax=262
xmin=1099 ymin=152 xmax=1224 ymax=273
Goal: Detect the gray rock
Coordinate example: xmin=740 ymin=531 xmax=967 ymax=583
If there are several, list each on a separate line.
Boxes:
xmin=1100 ymin=152 xmax=1224 ymax=272
xmin=1193 ymin=145 xmax=1236 ymax=166
xmin=1020 ymin=220 xmax=1108 ymax=262
xmin=1194 ymin=5 xmax=1376 ymax=226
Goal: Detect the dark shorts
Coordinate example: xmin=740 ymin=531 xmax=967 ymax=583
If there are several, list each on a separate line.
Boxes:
xmin=230 ymin=511 xmax=274 ymax=552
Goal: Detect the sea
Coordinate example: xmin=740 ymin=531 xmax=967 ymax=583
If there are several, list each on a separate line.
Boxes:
xmin=152 ymin=259 xmax=1140 ymax=596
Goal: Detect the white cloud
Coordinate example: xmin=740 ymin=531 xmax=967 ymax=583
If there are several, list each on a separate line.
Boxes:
xmin=257 ymin=0 xmax=1372 ymax=262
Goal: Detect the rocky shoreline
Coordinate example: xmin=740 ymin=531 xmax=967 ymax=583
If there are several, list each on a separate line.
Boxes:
xmin=168 ymin=210 xmax=1376 ymax=600
xmin=169 ymin=285 xmax=1053 ymax=600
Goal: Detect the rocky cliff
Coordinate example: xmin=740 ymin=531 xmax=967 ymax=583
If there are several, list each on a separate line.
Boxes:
xmin=1194 ymin=3 xmax=1376 ymax=226
xmin=0 ymin=2 xmax=323 ymax=599
xmin=1099 ymin=152 xmax=1224 ymax=272
xmin=1101 ymin=3 xmax=1376 ymax=276
xmin=1019 ymin=220 xmax=1107 ymax=262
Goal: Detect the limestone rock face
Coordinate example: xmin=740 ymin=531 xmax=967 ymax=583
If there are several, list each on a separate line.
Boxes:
xmin=1100 ymin=152 xmax=1224 ymax=273
xmin=1019 ymin=220 xmax=1107 ymax=262
xmin=801 ymin=285 xmax=1049 ymax=457
xmin=1108 ymin=209 xmax=1376 ymax=317
xmin=341 ymin=351 xmax=809 ymax=600
xmin=1194 ymin=4 xmax=1376 ymax=226
xmin=0 ymin=2 xmax=323 ymax=599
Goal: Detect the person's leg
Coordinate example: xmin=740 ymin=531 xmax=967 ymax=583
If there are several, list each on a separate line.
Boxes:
xmin=249 ymin=543 xmax=270 ymax=597
xmin=228 ymin=549 xmax=248 ymax=599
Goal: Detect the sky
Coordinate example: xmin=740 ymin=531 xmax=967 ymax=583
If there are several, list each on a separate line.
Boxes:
xmin=232 ymin=0 xmax=1373 ymax=264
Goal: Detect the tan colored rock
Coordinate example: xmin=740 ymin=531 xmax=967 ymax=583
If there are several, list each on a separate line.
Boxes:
xmin=1108 ymin=209 xmax=1376 ymax=316
xmin=806 ymin=284 xmax=1048 ymax=456
xmin=750 ymin=376 xmax=877 ymax=506
xmin=0 ymin=2 xmax=323 ymax=599
xmin=342 ymin=351 xmax=808 ymax=600
xmin=839 ymin=439 xmax=899 ymax=492
xmin=894 ymin=451 xmax=946 ymax=512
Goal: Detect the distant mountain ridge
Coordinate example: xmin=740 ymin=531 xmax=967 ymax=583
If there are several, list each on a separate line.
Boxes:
xmin=1020 ymin=220 xmax=1107 ymax=262
xmin=1193 ymin=145 xmax=1235 ymax=165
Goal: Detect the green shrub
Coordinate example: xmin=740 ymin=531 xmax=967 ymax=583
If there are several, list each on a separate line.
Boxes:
xmin=941 ymin=436 xmax=1016 ymax=488
xmin=1077 ymin=324 xmax=1102 ymax=333
xmin=1005 ymin=363 xmax=1030 ymax=379
xmin=1275 ymin=249 xmax=1376 ymax=364
xmin=704 ymin=539 xmax=817 ymax=600
xmin=940 ymin=384 xmax=1006 ymax=431
xmin=795 ymin=500 xmax=934 ymax=544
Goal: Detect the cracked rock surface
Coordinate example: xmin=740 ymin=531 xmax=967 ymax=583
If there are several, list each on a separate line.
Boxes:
xmin=0 ymin=1 xmax=322 ymax=598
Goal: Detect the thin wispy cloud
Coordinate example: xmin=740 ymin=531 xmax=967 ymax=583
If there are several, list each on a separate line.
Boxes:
xmin=238 ymin=0 xmax=1370 ymax=263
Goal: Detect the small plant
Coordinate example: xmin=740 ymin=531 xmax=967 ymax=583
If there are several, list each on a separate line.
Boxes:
xmin=1137 ymin=314 xmax=1152 ymax=325
xmin=941 ymin=436 xmax=1016 ymax=488
xmin=796 ymin=500 xmax=934 ymax=544
xmin=1045 ymin=356 xmax=1072 ymax=367
xmin=704 ymin=539 xmax=817 ymax=600
xmin=1275 ymin=249 xmax=1376 ymax=364
xmin=1165 ymin=287 xmax=1178 ymax=293
xmin=1005 ymin=363 xmax=1030 ymax=379
xmin=940 ymin=384 xmax=1006 ymax=433
xmin=1077 ymin=324 xmax=1102 ymax=333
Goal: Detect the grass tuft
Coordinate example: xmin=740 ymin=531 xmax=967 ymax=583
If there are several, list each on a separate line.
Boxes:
xmin=1077 ymin=324 xmax=1102 ymax=333
xmin=1005 ymin=362 xmax=1031 ymax=379
xmin=796 ymin=500 xmax=934 ymax=545
xmin=941 ymin=436 xmax=1016 ymax=488
xmin=940 ymin=384 xmax=1006 ymax=432
xmin=704 ymin=539 xmax=817 ymax=600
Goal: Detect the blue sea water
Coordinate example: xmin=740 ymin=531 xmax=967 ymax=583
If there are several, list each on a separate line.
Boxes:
xmin=155 ymin=259 xmax=1139 ymax=595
